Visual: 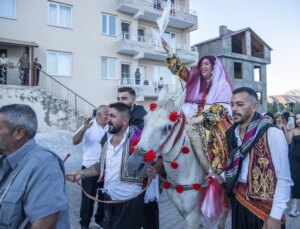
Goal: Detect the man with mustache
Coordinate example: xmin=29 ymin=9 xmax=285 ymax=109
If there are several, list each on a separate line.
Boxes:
xmin=67 ymin=102 xmax=154 ymax=229
xmin=224 ymin=87 xmax=292 ymax=229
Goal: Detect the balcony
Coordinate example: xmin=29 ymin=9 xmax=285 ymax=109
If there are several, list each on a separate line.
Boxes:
xmin=119 ymin=77 xmax=182 ymax=101
xmin=117 ymin=0 xmax=198 ymax=31
xmin=116 ymin=33 xmax=198 ymax=64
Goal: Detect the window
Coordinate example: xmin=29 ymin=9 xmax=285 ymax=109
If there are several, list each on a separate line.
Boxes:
xmin=138 ymin=28 xmax=145 ymax=42
xmin=251 ymin=34 xmax=264 ymax=58
xmin=47 ymin=51 xmax=72 ymax=76
xmin=101 ymin=14 xmax=116 ymax=36
xmin=0 ymin=0 xmax=16 ymax=19
xmin=121 ymin=21 xmax=130 ymax=40
xmin=256 ymin=91 xmax=262 ymax=104
xmin=234 ymin=62 xmax=242 ymax=79
xmin=163 ymin=31 xmax=176 ymax=49
xmin=139 ymin=66 xmax=146 ymax=83
xmin=231 ymin=33 xmax=246 ymax=55
xmin=101 ymin=57 xmax=117 ymax=79
xmin=254 ymin=66 xmax=261 ymax=82
xmin=48 ymin=2 xmax=72 ymax=28
xmin=121 ymin=63 xmax=130 ymax=79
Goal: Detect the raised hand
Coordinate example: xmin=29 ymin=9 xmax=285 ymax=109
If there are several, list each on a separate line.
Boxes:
xmin=83 ymin=117 xmax=93 ymax=130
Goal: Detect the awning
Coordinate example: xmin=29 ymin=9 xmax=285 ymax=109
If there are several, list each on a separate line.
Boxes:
xmin=0 ymin=37 xmax=38 ymax=47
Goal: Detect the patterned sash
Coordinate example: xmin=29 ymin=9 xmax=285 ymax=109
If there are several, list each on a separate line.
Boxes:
xmin=225 ymin=113 xmax=270 ymax=193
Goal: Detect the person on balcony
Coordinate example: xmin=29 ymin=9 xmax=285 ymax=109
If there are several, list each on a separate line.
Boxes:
xmin=157 ymin=77 xmax=164 ymax=91
xmin=18 ymin=52 xmax=30 ymax=85
xmin=135 ymin=68 xmax=141 ymax=85
xmin=0 ymin=52 xmax=8 ymax=84
xmin=33 ymin=57 xmax=42 ymax=86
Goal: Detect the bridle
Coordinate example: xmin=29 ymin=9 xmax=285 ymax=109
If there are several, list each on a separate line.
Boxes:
xmin=134 ymin=111 xmax=186 ymax=159
xmin=156 ymin=111 xmax=186 ymax=155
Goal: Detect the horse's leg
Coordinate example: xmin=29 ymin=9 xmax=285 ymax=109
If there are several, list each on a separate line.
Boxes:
xmin=185 ymin=207 xmax=204 ymax=229
xmin=217 ymin=207 xmax=230 ymax=229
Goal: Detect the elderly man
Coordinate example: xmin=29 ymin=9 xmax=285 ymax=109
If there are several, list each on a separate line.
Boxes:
xmin=224 ymin=87 xmax=292 ymax=229
xmin=67 ymin=102 xmax=155 ymax=229
xmin=73 ymin=105 xmax=109 ymax=229
xmin=0 ymin=104 xmax=69 ymax=228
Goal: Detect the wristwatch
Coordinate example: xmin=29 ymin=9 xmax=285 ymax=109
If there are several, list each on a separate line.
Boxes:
xmin=79 ymin=170 xmax=85 ymax=180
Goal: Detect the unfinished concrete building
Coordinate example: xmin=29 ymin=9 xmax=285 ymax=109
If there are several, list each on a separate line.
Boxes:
xmin=194 ymin=25 xmax=272 ymax=112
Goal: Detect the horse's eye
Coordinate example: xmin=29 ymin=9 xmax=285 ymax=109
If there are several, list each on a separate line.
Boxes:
xmin=163 ymin=124 xmax=173 ymax=132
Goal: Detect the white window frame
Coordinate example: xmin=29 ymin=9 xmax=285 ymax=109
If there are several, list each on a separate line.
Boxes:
xmin=0 ymin=0 xmax=16 ymax=19
xmin=48 ymin=1 xmax=72 ymax=28
xmin=47 ymin=50 xmax=72 ymax=77
xmin=101 ymin=13 xmax=117 ymax=36
xmin=101 ymin=57 xmax=117 ymax=79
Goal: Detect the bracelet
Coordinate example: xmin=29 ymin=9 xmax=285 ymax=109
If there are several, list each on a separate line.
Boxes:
xmin=79 ymin=170 xmax=85 ymax=180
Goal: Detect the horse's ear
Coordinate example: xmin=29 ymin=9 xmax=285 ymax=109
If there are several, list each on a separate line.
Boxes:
xmin=173 ymin=89 xmax=186 ymax=111
xmin=156 ymin=87 xmax=169 ymax=107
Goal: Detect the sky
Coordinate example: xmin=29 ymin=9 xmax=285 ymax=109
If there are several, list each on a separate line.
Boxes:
xmin=189 ymin=0 xmax=300 ymax=96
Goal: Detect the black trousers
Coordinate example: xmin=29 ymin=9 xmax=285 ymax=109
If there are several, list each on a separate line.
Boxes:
xmin=143 ymin=201 xmax=159 ymax=229
xmin=231 ymin=197 xmax=285 ymax=229
xmin=79 ymin=166 xmax=105 ymax=226
xmin=103 ymin=193 xmax=144 ymax=229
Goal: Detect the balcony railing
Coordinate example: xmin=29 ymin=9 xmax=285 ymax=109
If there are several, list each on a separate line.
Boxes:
xmin=1 ymin=66 xmax=96 ymax=116
xmin=117 ymin=0 xmax=198 ymax=30
xmin=119 ymin=32 xmax=198 ymax=52
xmin=119 ymin=77 xmax=182 ymax=98
xmin=117 ymin=32 xmax=198 ymax=63
xmin=149 ymin=0 xmax=197 ymax=15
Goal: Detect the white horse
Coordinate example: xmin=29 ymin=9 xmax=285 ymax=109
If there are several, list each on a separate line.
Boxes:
xmin=126 ymin=89 xmax=228 ymax=229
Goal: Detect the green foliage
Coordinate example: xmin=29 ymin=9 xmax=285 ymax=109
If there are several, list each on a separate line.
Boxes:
xmin=267 ymin=102 xmax=300 ymax=114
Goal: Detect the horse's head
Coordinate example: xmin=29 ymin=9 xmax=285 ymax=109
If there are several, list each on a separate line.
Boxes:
xmin=126 ymin=88 xmax=186 ymax=178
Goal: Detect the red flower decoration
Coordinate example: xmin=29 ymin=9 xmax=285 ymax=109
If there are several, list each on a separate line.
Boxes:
xmin=129 ymin=147 xmax=135 ymax=154
xmin=182 ymin=146 xmax=190 ymax=154
xmin=193 ymin=183 xmax=201 ymax=190
xmin=175 ymin=185 xmax=184 ymax=193
xmin=131 ymin=138 xmax=139 ymax=147
xmin=163 ymin=181 xmax=171 ymax=189
xmin=171 ymin=161 xmax=179 ymax=169
xmin=144 ymin=149 xmax=156 ymax=162
xmin=169 ymin=111 xmax=179 ymax=122
xmin=149 ymin=103 xmax=158 ymax=111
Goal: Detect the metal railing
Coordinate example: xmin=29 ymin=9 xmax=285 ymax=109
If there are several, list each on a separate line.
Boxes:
xmin=119 ymin=77 xmax=181 ymax=94
xmin=118 ymin=0 xmax=197 ymax=16
xmin=117 ymin=32 xmax=198 ymax=52
xmin=2 ymin=66 xmax=96 ymax=116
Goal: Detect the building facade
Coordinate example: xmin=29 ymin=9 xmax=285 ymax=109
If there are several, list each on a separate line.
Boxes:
xmin=0 ymin=0 xmax=198 ymax=107
xmin=194 ymin=25 xmax=272 ymax=112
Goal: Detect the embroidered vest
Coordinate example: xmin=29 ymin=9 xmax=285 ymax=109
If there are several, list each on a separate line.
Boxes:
xmin=98 ymin=126 xmax=144 ymax=185
xmin=236 ymin=132 xmax=284 ymax=223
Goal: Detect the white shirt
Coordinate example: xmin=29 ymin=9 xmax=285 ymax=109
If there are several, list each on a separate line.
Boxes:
xmin=74 ymin=118 xmax=108 ymax=167
xmin=0 ymin=57 xmax=8 ymax=65
xmin=104 ymin=128 xmax=141 ymax=200
xmin=236 ymin=126 xmax=292 ymax=220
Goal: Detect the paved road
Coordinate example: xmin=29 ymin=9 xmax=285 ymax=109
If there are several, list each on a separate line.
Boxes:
xmin=36 ymin=131 xmax=300 ymax=229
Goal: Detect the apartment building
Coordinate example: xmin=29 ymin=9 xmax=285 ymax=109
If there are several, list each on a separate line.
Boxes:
xmin=0 ymin=0 xmax=198 ymax=107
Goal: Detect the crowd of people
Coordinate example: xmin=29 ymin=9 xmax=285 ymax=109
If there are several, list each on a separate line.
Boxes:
xmin=0 ymin=38 xmax=298 ymax=229
xmin=0 ymin=51 xmax=42 ymax=86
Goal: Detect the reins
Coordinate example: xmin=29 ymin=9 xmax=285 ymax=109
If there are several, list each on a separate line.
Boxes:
xmin=76 ymin=178 xmax=152 ymax=204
